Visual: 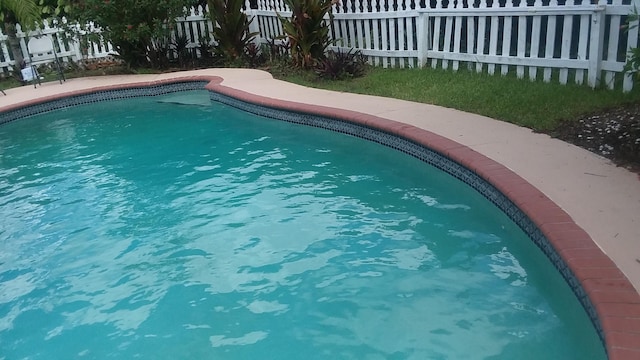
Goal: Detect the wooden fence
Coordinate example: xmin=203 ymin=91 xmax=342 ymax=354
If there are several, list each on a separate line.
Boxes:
xmin=1 ymin=0 xmax=638 ymax=91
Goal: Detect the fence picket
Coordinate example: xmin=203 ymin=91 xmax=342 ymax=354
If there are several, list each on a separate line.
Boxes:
xmin=0 ymin=30 xmax=14 ymax=70
xmin=372 ymin=18 xmax=381 ymax=66
xmin=14 ymin=24 xmax=28 ymax=64
xmin=559 ymin=15 xmax=573 ymax=85
xmin=382 ymin=17 xmax=390 ymax=67
xmin=390 ymin=17 xmax=398 ymax=66
xmin=575 ymin=14 xmax=589 ymax=85
xmin=432 ymin=15 xmax=442 ymax=68
xmin=476 ymin=18 xmax=486 ymax=73
xmin=442 ymin=15 xmax=453 ymax=69
xmin=268 ymin=14 xmax=278 ymax=40
xmin=543 ymin=14 xmax=557 ymax=82
xmin=398 ymin=17 xmax=407 ymax=67
xmin=363 ymin=17 xmax=372 ymax=53
xmin=605 ymin=10 xmax=622 ymax=89
xmin=406 ymin=16 xmax=416 ymax=67
xmin=515 ymin=15 xmax=526 ymax=79
xmin=466 ymin=15 xmax=474 ymax=71
xmin=588 ymin=1 xmax=606 ymax=88
xmin=476 ymin=0 xmax=487 ymax=73
xmin=501 ymin=12 xmax=513 ymax=76
xmin=452 ymin=15 xmax=462 ymax=71
xmin=340 ymin=16 xmax=349 ymax=47
xmin=528 ymin=9 xmax=542 ymax=80
xmin=348 ymin=16 xmax=357 ymax=48
xmin=488 ymin=15 xmax=499 ymax=75
xmin=264 ymin=13 xmax=277 ymax=40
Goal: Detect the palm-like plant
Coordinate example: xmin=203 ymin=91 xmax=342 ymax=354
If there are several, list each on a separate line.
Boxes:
xmin=207 ymin=0 xmax=258 ymax=62
xmin=1 ymin=0 xmax=41 ymax=75
xmin=0 ymin=0 xmax=40 ymax=25
xmin=278 ymin=0 xmax=335 ymax=69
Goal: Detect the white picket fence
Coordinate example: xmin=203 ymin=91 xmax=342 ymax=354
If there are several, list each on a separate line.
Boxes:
xmin=0 ymin=19 xmax=114 ymax=70
xmin=250 ymin=0 xmax=640 ymax=91
xmin=1 ymin=0 xmax=638 ymax=91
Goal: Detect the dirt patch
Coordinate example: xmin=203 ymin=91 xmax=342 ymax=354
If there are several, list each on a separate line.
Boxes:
xmin=549 ymin=102 xmax=640 ymax=173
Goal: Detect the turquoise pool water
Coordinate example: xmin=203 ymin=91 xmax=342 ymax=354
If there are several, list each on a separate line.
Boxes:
xmin=0 ymin=91 xmax=605 ymax=359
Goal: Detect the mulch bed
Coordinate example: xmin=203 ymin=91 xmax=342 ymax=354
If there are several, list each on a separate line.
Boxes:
xmin=549 ymin=102 xmax=640 ymax=173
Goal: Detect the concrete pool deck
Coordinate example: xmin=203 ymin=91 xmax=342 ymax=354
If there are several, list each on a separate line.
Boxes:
xmin=1 ymin=68 xmax=639 ymax=358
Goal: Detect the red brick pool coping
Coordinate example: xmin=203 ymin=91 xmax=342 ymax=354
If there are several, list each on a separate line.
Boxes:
xmin=2 ymin=75 xmax=639 ymax=359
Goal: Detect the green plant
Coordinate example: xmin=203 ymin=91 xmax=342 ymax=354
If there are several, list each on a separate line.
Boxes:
xmin=244 ymin=42 xmax=266 ymax=67
xmin=68 ymin=0 xmax=192 ymax=68
xmin=264 ymin=38 xmax=290 ymax=63
xmin=315 ymin=48 xmax=367 ymax=79
xmin=198 ymin=34 xmax=213 ymax=59
xmin=39 ymin=0 xmax=72 ymax=17
xmin=259 ymin=39 xmax=291 ymax=76
xmin=172 ymin=33 xmax=191 ymax=67
xmin=141 ymin=33 xmax=173 ymax=68
xmin=277 ymin=0 xmax=336 ymax=69
xmin=207 ymin=0 xmax=258 ymax=62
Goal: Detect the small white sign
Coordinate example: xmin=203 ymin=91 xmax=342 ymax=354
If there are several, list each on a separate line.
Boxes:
xmin=21 ymin=67 xmax=37 ymax=81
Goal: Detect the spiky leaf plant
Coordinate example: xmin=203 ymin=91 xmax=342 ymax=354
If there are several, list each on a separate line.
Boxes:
xmin=207 ymin=0 xmax=258 ymax=62
xmin=277 ymin=0 xmax=335 ymax=69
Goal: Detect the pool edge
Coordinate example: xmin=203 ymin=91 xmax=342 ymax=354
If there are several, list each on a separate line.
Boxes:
xmin=0 ymin=75 xmax=223 ymax=124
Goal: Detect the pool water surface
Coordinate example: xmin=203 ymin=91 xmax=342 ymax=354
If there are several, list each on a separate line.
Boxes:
xmin=0 ymin=91 xmax=605 ymax=359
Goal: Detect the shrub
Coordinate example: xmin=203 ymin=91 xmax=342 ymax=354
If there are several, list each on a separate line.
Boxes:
xmin=264 ymin=38 xmax=290 ymax=63
xmin=172 ymin=34 xmax=191 ymax=67
xmin=278 ymin=0 xmax=336 ymax=69
xmin=207 ymin=0 xmax=258 ymax=63
xmin=244 ymin=42 xmax=266 ymax=67
xmin=68 ymin=0 xmax=192 ymax=68
xmin=315 ymin=48 xmax=367 ymax=80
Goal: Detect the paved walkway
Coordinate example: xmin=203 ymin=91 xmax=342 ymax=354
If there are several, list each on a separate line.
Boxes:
xmin=1 ymin=69 xmax=639 ymax=294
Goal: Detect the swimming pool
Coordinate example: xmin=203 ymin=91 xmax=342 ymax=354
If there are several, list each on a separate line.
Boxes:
xmin=0 ymin=88 xmax=607 ymax=359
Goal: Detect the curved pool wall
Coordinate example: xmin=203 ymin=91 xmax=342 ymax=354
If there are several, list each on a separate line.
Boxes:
xmin=1 ymin=77 xmax=638 ymax=359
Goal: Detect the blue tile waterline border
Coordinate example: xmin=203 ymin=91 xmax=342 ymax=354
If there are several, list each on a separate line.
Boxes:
xmin=0 ymin=81 xmax=603 ymax=348
xmin=0 ymin=81 xmax=209 ymax=125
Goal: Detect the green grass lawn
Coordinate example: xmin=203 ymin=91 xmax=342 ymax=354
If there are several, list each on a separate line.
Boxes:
xmin=276 ymin=67 xmax=640 ymax=131
xmin=3 ymin=65 xmax=639 ymax=132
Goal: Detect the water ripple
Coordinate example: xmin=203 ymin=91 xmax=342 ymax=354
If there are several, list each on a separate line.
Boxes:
xmin=0 ymin=94 xmax=605 ymax=359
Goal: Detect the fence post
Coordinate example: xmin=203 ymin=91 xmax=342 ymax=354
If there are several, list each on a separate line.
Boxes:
xmin=623 ymin=0 xmax=640 ymax=92
xmin=70 ymin=27 xmax=84 ymax=62
xmin=587 ymin=5 xmax=606 ymax=88
xmin=69 ymin=37 xmax=83 ymax=61
xmin=16 ymin=24 xmax=29 ymax=68
xmin=245 ymin=0 xmax=261 ymax=45
xmin=417 ymin=11 xmax=430 ymax=67
xmin=0 ymin=28 xmax=15 ymax=72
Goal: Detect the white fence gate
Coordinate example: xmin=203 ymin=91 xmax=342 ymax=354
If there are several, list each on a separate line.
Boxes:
xmin=1 ymin=0 xmax=638 ymax=91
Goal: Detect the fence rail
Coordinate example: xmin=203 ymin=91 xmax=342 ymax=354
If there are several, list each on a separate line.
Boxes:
xmin=0 ymin=0 xmax=638 ymax=91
